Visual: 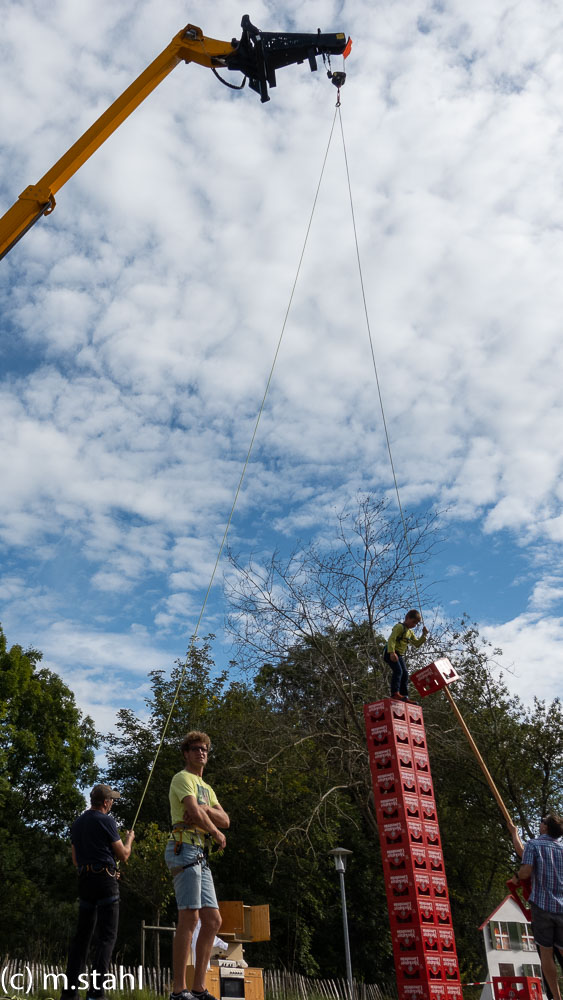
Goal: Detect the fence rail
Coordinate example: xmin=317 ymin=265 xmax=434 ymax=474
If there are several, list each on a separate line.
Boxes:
xmin=0 ymin=959 xmax=397 ymax=1000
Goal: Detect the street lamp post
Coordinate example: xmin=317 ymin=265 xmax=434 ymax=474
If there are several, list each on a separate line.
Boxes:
xmin=328 ymin=847 xmax=354 ymax=998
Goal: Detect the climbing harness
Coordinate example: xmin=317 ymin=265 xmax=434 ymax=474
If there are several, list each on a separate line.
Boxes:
xmin=77 ymin=864 xmax=118 ymax=877
xmin=169 ymin=851 xmax=208 ymax=877
xmin=170 ymin=821 xmax=211 ymax=853
xmin=169 ymin=823 xmax=210 ymax=874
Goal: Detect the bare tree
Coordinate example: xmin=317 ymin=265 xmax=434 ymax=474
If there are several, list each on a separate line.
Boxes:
xmin=224 ymin=496 xmax=442 ymax=841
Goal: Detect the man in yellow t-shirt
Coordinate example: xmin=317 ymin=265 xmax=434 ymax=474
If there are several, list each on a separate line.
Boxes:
xmin=165 ymin=731 xmax=230 ymax=1000
xmin=383 ymin=609 xmax=428 ymax=700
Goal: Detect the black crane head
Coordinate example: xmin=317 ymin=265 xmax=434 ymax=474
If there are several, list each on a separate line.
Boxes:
xmin=225 ymin=14 xmax=350 ymax=102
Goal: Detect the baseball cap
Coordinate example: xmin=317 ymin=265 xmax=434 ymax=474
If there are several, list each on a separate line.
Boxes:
xmin=91 ymin=783 xmax=121 ymax=803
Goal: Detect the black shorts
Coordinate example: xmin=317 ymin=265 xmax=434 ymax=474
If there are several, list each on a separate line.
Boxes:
xmin=530 ymin=902 xmax=563 ymax=949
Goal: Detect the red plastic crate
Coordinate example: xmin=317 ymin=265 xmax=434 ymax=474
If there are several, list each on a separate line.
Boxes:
xmin=418 ymin=899 xmax=436 ymax=925
xmin=492 ymin=978 xmax=543 ymax=1000
xmin=425 ymin=955 xmax=443 ymax=981
xmin=411 ymin=845 xmax=429 ymax=870
xmin=406 ymin=703 xmax=424 ymax=726
xmin=364 ymin=700 xmax=386 ymax=723
xmin=434 ymin=900 xmax=452 ymax=925
xmin=369 ymin=746 xmax=394 ymax=771
xmin=414 ymin=748 xmax=431 ymax=773
xmin=390 ymin=899 xmax=418 ymax=925
xmin=417 ymin=775 xmax=435 ymax=797
xmin=409 ymin=723 xmax=427 ymax=749
xmin=431 ymin=873 xmax=448 ymax=900
xmin=421 ymin=927 xmax=439 ymax=952
xmin=441 ymin=956 xmax=460 ymax=982
xmin=405 ymin=793 xmax=422 ymax=818
xmin=382 ymin=845 xmax=411 ymax=870
xmin=383 ymin=819 xmax=407 ymax=845
xmin=410 ymin=659 xmax=460 ymax=698
xmin=427 ymin=848 xmax=444 ymax=872
xmin=374 ymin=770 xmax=398 ymax=796
xmin=414 ymin=871 xmax=433 ymax=897
xmin=377 ymin=793 xmax=402 ymax=820
xmin=421 ymin=798 xmax=438 ymax=821
xmin=437 ymin=928 xmax=456 ymax=953
xmin=424 ymin=820 xmax=442 ymax=848
xmin=407 ymin=819 xmax=426 ymax=846
xmin=389 ymin=872 xmax=415 ymax=898
xmin=393 ymin=926 xmax=422 ymax=953
xmin=396 ymin=954 xmax=426 ymax=982
xmin=398 ymin=985 xmax=447 ymax=1000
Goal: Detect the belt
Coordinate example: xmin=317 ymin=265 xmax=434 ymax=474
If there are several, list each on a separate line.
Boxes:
xmin=78 ymin=864 xmax=117 ymax=877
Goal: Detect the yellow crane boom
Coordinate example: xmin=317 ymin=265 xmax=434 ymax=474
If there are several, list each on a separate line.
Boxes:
xmin=0 ymin=16 xmax=348 ymax=260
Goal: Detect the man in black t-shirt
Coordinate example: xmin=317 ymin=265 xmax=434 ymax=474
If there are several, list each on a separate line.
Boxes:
xmin=61 ymin=784 xmax=134 ymax=1000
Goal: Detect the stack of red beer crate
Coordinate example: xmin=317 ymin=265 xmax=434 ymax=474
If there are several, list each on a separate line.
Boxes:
xmin=363 ymin=697 xmax=462 ymax=1000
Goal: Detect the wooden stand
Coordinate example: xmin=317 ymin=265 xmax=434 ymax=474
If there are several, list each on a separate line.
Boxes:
xmin=186 ymin=900 xmax=270 ymax=1000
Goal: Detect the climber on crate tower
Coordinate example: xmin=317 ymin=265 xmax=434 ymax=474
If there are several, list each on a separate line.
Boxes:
xmin=383 ymin=610 xmax=429 ymax=702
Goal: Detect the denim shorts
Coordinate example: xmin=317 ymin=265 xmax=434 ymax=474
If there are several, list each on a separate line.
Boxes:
xmin=530 ymin=902 xmax=563 ymax=948
xmin=164 ymin=840 xmax=218 ymax=911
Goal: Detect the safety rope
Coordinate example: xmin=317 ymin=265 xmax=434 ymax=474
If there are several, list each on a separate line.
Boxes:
xmin=130 ymin=105 xmax=342 ymax=830
xmin=336 ymin=105 xmax=425 ymax=623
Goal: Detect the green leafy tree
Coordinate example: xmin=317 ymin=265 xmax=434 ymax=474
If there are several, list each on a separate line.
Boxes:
xmin=0 ymin=623 xmax=98 ymax=959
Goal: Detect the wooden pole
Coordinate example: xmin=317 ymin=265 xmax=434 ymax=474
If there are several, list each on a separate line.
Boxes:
xmin=442 ymin=685 xmax=513 ymax=826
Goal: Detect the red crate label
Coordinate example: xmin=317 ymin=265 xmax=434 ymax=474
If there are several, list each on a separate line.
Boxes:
xmin=398 ymin=747 xmax=414 ymax=768
xmin=365 ymin=701 xmax=386 ymax=721
xmin=442 ymin=957 xmax=459 ymax=979
xmin=377 ymin=772 xmax=396 ymax=795
xmin=402 ymin=771 xmax=418 ymax=793
xmin=392 ymin=900 xmax=415 ymax=922
xmin=395 ymin=928 xmax=419 ymax=951
xmin=414 ymin=749 xmax=430 ymax=771
xmin=422 ymin=800 xmax=437 ymax=821
xmin=371 ymin=723 xmax=391 ymax=746
xmin=380 ymin=795 xmax=400 ymax=818
xmin=405 ymin=794 xmax=421 ymax=817
xmin=435 ymin=901 xmax=451 ymax=924
xmin=432 ymin=874 xmax=447 ymax=898
xmin=394 ymin=723 xmax=410 ymax=744
xmin=429 ymin=987 xmax=447 ymax=1000
xmin=428 ymin=849 xmax=444 ymax=871
xmin=438 ymin=928 xmax=455 ymax=952
xmin=418 ymin=777 xmax=434 ymax=796
xmin=422 ymin=927 xmax=439 ymax=950
xmin=412 ymin=846 xmax=428 ymax=869
xmin=398 ymin=955 xmax=423 ymax=978
xmin=445 ymin=987 xmax=463 ymax=1000
xmin=408 ymin=819 xmax=425 ymax=843
xmin=390 ymin=873 xmax=412 ymax=896
xmin=426 ymin=956 xmax=442 ymax=979
xmin=385 ymin=846 xmax=408 ymax=869
xmin=415 ymin=872 xmax=431 ymax=895
xmin=391 ymin=701 xmax=407 ymax=721
xmin=419 ymin=900 xmax=435 ymax=923
xmin=399 ymin=985 xmax=429 ymax=1000
xmin=410 ymin=724 xmax=426 ymax=748
xmin=407 ymin=705 xmax=423 ymax=725
xmin=384 ymin=820 xmax=405 ymax=843
xmin=371 ymin=747 xmax=393 ymax=769
xmin=425 ymin=821 xmax=441 ymax=845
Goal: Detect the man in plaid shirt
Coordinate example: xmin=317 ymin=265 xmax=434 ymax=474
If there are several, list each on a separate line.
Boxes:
xmin=519 ymin=813 xmax=563 ymax=1000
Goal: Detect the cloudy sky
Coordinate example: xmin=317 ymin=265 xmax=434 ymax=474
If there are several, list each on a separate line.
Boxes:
xmin=1 ymin=0 xmax=562 ymax=738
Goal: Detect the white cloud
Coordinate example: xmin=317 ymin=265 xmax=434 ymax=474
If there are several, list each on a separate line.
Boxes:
xmin=2 ymin=0 xmax=563 ymax=729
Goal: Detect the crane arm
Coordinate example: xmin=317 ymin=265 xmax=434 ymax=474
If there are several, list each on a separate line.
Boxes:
xmin=0 ymin=17 xmax=348 ymax=260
